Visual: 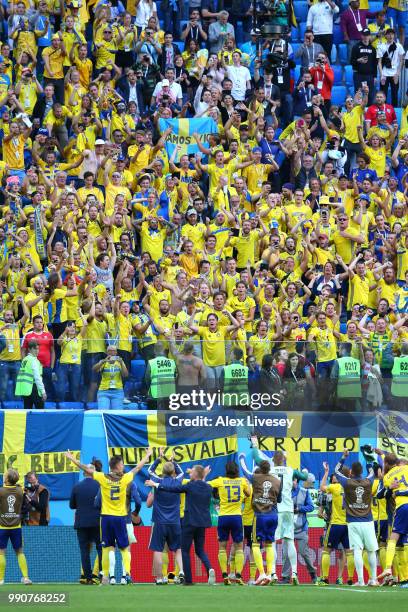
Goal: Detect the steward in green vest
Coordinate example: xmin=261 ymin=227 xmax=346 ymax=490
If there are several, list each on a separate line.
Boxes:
xmin=146 ymin=344 xmax=177 ymax=408
xmin=333 ymin=343 xmax=362 ymax=399
xmin=222 ymin=348 xmax=249 ymax=408
xmin=391 ymin=348 xmax=408 ymax=398
xmin=15 ymin=340 xmax=46 ymax=410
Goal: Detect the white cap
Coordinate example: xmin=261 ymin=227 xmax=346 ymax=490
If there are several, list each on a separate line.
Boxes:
xmin=162 ymin=79 xmax=170 ymax=86
xmin=95 ymin=139 xmax=105 ymax=146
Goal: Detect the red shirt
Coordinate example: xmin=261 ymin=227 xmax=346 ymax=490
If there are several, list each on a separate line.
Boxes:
xmin=22 ymin=331 xmax=54 ymax=368
xmin=365 ymin=103 xmax=396 ymax=127
xmin=309 ymin=64 xmax=334 ymax=101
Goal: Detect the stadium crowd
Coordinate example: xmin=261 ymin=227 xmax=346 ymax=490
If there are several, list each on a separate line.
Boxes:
xmin=0 ymin=0 xmax=407 ymax=410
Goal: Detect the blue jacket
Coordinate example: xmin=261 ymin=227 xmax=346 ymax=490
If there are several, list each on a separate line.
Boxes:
xmin=158 ymin=479 xmax=212 ymax=528
xmin=292 ymin=485 xmax=314 ymax=535
xmin=69 ymin=477 xmax=101 ymax=529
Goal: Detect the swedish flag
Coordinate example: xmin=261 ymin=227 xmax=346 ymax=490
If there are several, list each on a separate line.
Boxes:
xmin=0 ymin=411 xmax=83 ymax=498
xmin=158 ymin=117 xmax=218 ymax=162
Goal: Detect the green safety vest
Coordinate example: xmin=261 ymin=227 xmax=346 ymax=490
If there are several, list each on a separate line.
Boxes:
xmin=148 ymin=357 xmax=176 ymax=399
xmin=391 ymin=356 xmax=408 ymax=398
xmin=223 ymin=363 xmax=249 ymax=406
xmin=15 ymin=354 xmax=42 ymax=397
xmin=337 ymin=356 xmax=361 ymax=398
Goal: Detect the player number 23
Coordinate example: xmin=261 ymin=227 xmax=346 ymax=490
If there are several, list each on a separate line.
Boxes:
xmin=110 ymin=486 xmax=120 ymax=501
xmin=226 ymin=485 xmax=241 ymax=502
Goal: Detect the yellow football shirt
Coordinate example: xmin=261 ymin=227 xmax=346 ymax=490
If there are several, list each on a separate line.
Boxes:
xmin=93 ymin=470 xmax=134 ymax=516
xmin=207 ymin=476 xmax=250 ymax=516
xmin=326 ymin=483 xmax=346 ymax=525
xmin=383 ymin=465 xmax=408 ymax=509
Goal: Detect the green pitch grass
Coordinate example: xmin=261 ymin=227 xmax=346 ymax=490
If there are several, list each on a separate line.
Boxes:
xmin=0 ymin=583 xmax=407 ymax=612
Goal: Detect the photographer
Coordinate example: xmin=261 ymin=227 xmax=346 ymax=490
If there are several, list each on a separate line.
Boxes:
xmin=24 ymin=471 xmax=50 ymax=526
xmin=262 ymin=41 xmax=295 ymax=129
xmin=93 ymin=344 xmax=129 ymax=410
xmin=309 ymin=52 xmax=334 ymax=114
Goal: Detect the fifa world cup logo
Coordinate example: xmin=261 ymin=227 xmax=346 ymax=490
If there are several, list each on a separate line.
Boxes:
xmin=7 ymin=495 xmax=16 ymax=513
xmin=355 ymin=486 xmax=364 ymax=505
xmin=262 ymin=481 xmax=272 ymax=497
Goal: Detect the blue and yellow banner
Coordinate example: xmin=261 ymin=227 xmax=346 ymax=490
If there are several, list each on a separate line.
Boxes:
xmin=0 ymin=411 xmax=83 ymax=499
xmin=103 ymin=412 xmax=238 ymax=497
xmin=158 ymin=117 xmax=218 ymax=162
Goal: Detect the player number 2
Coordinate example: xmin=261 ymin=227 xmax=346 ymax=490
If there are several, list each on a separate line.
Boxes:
xmin=226 ymin=485 xmax=240 ymax=502
xmin=110 ymin=486 xmax=120 ymax=500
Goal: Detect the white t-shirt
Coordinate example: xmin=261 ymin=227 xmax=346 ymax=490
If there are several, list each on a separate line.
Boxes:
xmin=377 ymin=41 xmax=405 ymax=77
xmin=135 ymin=1 xmax=157 ymax=28
xmin=227 ymin=65 xmax=251 ymax=102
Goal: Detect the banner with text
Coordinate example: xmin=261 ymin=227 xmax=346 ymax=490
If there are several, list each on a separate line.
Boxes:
xmin=158 ymin=117 xmax=218 ymax=162
xmin=0 ymin=411 xmax=83 ymax=499
xmin=377 ymin=410 xmax=408 ymax=459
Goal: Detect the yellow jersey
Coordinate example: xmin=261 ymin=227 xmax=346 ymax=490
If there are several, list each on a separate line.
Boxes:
xmin=383 ymin=465 xmax=408 ymax=509
xmin=198 ymin=325 xmax=228 ymax=367
xmin=60 ymin=337 xmax=82 ymax=365
xmin=242 ymin=482 xmax=254 ymax=526
xmin=326 ymin=483 xmax=346 ymax=525
xmin=93 ymin=470 xmax=134 ymax=516
xmin=207 ymin=476 xmax=250 ymax=516
xmin=371 ymin=479 xmax=388 ymax=522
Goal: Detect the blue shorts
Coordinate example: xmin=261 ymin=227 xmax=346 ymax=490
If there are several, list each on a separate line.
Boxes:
xmin=101 ymin=515 xmax=129 ymax=549
xmin=217 ymin=515 xmax=243 ymax=543
xmin=0 ymin=527 xmax=22 ymax=550
xmin=397 ymin=533 xmax=407 ymax=547
xmin=325 ymin=524 xmax=349 ymax=550
xmin=316 ymin=360 xmax=335 ymax=377
xmin=149 ymin=522 xmax=181 ymax=552
xmin=392 ymin=504 xmax=408 ymax=536
xmin=253 ymin=512 xmax=278 ymax=543
xmin=387 ymin=7 xmax=407 ymax=27
xmin=244 ymin=524 xmax=253 ymax=547
xmin=375 ymin=519 xmax=389 ymax=543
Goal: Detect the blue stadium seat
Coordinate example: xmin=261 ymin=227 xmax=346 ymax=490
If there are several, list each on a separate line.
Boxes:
xmin=369 ymin=2 xmax=383 ymax=11
xmin=2 ymin=400 xmax=24 ymax=410
xmin=235 ymin=21 xmax=244 ymax=44
xmin=294 ymin=1 xmax=309 ymax=23
xmin=331 ymin=85 xmax=347 ymax=106
xmin=332 ymin=65 xmax=343 ymax=83
xmin=338 ymin=44 xmax=348 ymax=64
xmin=333 ymin=24 xmax=344 ymax=45
xmin=291 ymin=42 xmax=302 ymax=59
xmin=85 ymin=402 xmax=99 ymax=410
xmin=291 ymin=26 xmax=300 ymax=42
xmin=344 ymin=65 xmax=353 ymax=87
xmin=58 ymin=402 xmax=85 ymax=410
xmin=395 ymin=107 xmax=402 ymax=128
xmin=44 ymin=402 xmax=57 ymax=410
xmin=299 ymin=22 xmax=307 ymax=41
xmin=130 ymin=359 xmax=146 ymax=381
xmin=293 ymin=64 xmax=301 ymax=83
xmin=173 ymin=41 xmax=183 ymax=51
